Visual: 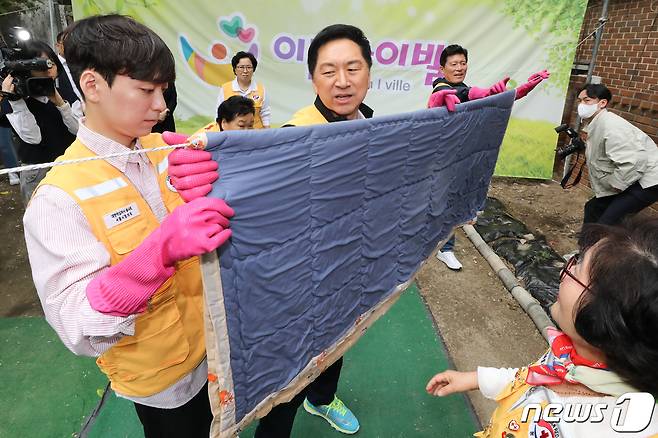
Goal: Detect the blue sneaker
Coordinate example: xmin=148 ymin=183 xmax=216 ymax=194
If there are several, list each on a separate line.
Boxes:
xmin=303 ymin=396 xmax=360 ymax=434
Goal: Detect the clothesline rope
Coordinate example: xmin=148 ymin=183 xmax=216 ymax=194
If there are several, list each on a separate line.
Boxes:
xmin=0 ymin=143 xmax=188 ymax=176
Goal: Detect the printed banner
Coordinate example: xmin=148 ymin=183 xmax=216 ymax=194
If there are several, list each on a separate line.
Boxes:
xmin=72 ymin=0 xmax=587 ymax=178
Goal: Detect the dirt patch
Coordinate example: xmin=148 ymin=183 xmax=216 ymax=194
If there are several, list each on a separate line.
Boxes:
xmin=0 ymin=179 xmax=41 ymax=317
xmin=487 ymin=176 xmax=592 ymax=256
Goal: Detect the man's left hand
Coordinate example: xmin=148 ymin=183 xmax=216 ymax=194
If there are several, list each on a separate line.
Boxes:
xmin=515 ymin=69 xmax=550 ymax=100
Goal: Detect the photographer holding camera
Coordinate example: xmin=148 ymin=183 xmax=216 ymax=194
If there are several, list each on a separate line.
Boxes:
xmin=576 ymin=84 xmax=658 ymax=225
xmin=1 ymin=40 xmax=78 ymax=203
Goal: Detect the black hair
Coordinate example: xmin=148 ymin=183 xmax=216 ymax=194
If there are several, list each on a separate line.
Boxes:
xmin=19 ymin=40 xmax=64 ymax=78
xmin=439 ymin=44 xmax=468 ymax=67
xmin=216 ymin=95 xmax=255 ymax=130
xmin=574 ymin=217 xmax=658 ymax=395
xmin=56 ymin=30 xmax=66 ymax=44
xmin=231 ymin=51 xmax=258 ymax=73
xmin=578 ymin=83 xmax=612 ymax=103
xmin=63 ymin=14 xmax=175 ymax=95
xmin=307 ymin=24 xmax=372 ymax=76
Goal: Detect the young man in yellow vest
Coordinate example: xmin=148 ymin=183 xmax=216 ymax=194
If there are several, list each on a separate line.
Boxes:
xmin=165 ymin=23 xmax=372 ymax=437
xmin=22 ymin=14 xmax=233 ymax=437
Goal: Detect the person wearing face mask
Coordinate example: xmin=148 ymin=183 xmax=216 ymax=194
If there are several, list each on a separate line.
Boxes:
xmin=2 ymin=40 xmax=78 ymax=203
xmin=216 ymin=51 xmax=270 ymax=129
xmin=576 ymin=84 xmax=658 ymax=225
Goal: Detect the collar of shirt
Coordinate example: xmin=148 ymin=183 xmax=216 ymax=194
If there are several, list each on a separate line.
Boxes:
xmin=313 ymin=95 xmax=374 ymax=122
xmin=77 ymin=119 xmax=150 ymax=173
xmin=583 ymin=109 xmax=607 ymax=134
xmin=432 ymin=77 xmax=468 ymax=89
xmin=33 ymin=95 xmax=50 ymax=104
xmin=231 ymin=78 xmax=256 ymax=93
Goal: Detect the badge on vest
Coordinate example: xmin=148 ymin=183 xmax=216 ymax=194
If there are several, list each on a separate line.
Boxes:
xmin=528 ymin=419 xmax=558 ymax=438
xmin=103 ymin=202 xmax=141 ymax=229
xmin=252 ymin=94 xmax=261 ymax=101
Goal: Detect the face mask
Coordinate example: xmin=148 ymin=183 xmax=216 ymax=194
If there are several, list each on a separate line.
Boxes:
xmin=577 ymin=102 xmax=599 ymax=119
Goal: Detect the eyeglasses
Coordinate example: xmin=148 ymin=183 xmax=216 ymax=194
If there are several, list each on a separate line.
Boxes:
xmin=560 ymin=254 xmax=590 ymax=292
xmin=236 ymin=65 xmax=253 ymax=71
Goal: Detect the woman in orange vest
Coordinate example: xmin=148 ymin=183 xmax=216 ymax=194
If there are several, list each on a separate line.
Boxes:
xmin=216 ymin=51 xmax=270 ymax=129
xmin=426 ymin=217 xmax=658 ymax=437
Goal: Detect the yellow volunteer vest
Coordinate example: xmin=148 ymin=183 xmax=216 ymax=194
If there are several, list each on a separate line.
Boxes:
xmin=476 ymin=368 xmax=550 ymax=438
xmin=285 ymin=104 xmax=328 ymax=126
xmin=476 ymin=367 xmax=612 ymax=438
xmin=196 ymin=121 xmax=220 ymax=135
xmin=222 ymin=81 xmax=266 ymax=129
xmin=38 ymin=134 xmax=206 ymax=397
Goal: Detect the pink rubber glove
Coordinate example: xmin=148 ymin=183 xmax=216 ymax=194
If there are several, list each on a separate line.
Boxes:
xmin=86 ymin=197 xmax=234 ymax=316
xmin=489 ymin=76 xmax=510 ymax=95
xmin=515 ymin=69 xmax=550 ymax=100
xmin=427 ymin=89 xmax=460 ymax=112
xmin=164 ymin=132 xmax=219 ymax=202
xmin=467 ymin=86 xmax=490 ymax=100
xmin=467 ymin=77 xmax=509 ymax=100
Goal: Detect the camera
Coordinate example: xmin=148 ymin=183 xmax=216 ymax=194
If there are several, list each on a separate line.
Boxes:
xmin=0 ymin=27 xmax=56 ymax=99
xmin=554 ymin=124 xmax=585 ymax=159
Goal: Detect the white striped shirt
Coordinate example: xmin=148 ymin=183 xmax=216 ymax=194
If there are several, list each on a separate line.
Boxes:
xmin=23 ymin=121 xmax=207 ymax=408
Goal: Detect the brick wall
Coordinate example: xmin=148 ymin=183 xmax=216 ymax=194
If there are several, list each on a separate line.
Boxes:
xmin=555 ymin=0 xmax=658 ymax=198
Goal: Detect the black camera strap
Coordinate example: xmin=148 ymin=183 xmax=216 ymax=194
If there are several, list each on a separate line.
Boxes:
xmin=560 ymin=151 xmax=585 ymax=189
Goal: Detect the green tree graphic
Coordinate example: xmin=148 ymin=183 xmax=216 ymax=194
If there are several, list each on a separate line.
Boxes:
xmin=499 ymin=0 xmax=588 ymax=92
xmin=78 ymin=0 xmax=159 ymax=16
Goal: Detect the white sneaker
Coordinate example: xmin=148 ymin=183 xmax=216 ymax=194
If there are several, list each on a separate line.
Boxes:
xmin=8 ymin=172 xmax=19 ymax=186
xmin=436 ymin=250 xmax=463 ymax=271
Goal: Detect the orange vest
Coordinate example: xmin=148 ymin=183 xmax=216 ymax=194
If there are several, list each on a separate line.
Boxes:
xmin=37 ymin=134 xmax=206 ymax=397
xmin=222 ymin=81 xmax=266 ymax=129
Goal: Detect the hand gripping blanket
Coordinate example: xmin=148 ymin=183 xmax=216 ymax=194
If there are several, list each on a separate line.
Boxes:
xmin=199 ymin=91 xmax=515 ymax=436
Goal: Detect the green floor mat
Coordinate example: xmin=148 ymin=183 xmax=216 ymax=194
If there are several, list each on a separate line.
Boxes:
xmin=0 ymin=317 xmax=107 ymax=437
xmin=242 ymin=284 xmax=478 ymax=437
xmin=3 ymin=285 xmax=478 ymax=437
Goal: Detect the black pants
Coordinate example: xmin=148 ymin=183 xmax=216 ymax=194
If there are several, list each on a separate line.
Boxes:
xmin=133 ymin=383 xmax=213 ymax=438
xmin=583 ymin=182 xmax=658 ymax=225
xmin=254 ymin=357 xmax=343 ymax=438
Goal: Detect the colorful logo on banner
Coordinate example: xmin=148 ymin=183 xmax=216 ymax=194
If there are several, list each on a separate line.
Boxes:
xmin=179 ymin=13 xmax=260 ymax=87
xmin=181 ymin=12 xmax=446 ymax=88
